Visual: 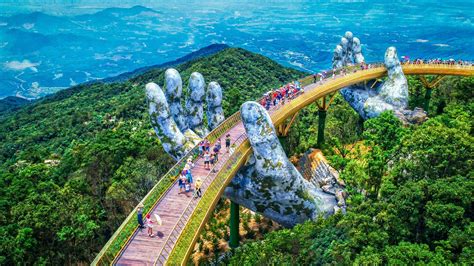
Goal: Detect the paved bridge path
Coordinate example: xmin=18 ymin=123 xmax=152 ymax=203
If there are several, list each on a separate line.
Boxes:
xmin=116 ymin=122 xmax=246 ymax=265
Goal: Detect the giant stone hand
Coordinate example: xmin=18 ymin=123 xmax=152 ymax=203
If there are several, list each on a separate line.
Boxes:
xmin=225 ymin=102 xmax=344 ymax=228
xmin=334 ymin=31 xmax=427 ymax=123
xmin=146 ymin=69 xmax=225 ymax=160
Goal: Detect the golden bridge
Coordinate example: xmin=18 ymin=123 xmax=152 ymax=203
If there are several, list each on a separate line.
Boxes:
xmin=92 ymin=63 xmax=474 ymax=265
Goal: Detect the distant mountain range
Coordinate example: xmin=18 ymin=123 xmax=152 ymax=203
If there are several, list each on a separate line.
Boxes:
xmin=0 ymin=43 xmax=229 ymax=115
xmin=0 ymin=5 xmax=231 ymax=99
xmin=2 ymin=3 xmax=472 ymax=99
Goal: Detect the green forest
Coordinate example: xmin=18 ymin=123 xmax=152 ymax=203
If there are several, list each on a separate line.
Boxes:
xmin=1 ymin=46 xmax=472 ymax=265
xmin=0 ymin=48 xmax=303 ymax=265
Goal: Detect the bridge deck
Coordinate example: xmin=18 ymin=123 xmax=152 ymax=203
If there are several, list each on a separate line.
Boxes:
xmin=116 ymin=123 xmax=246 ymax=265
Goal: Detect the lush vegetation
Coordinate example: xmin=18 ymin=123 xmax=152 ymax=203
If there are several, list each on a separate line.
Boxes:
xmin=227 ymin=75 xmax=474 ymax=265
xmin=2 ymin=44 xmax=472 ymax=265
xmin=0 ymin=47 xmax=304 ymax=265
xmin=191 ymin=199 xmax=281 ymax=265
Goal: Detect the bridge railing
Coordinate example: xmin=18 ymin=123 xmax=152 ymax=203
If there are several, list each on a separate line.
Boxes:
xmin=92 ymin=111 xmax=242 ymax=265
xmin=401 ymin=62 xmax=474 ymax=71
xmin=165 ymin=134 xmax=251 ymax=265
xmin=92 ymin=63 xmax=380 ymax=265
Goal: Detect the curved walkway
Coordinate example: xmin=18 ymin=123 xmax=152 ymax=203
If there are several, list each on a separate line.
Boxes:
xmin=106 ymin=63 xmax=473 ymax=265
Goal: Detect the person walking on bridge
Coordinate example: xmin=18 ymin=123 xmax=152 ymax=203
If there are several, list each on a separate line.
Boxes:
xmin=178 ymin=172 xmax=187 ymax=194
xmin=145 ymin=213 xmax=154 ymax=237
xmin=225 ymin=134 xmax=231 ymax=152
xmin=186 ymin=157 xmax=194 ymax=169
xmin=216 ymin=138 xmax=222 ymax=153
xmin=184 ymin=166 xmax=193 ymax=184
xmin=204 ymin=151 xmax=210 ymax=170
xmin=194 ymin=177 xmax=203 ymax=198
xmin=137 ymin=203 xmax=145 ymax=229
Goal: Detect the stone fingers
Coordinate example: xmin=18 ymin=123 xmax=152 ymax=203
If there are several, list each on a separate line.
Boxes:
xmin=333 ymin=45 xmax=344 ymax=69
xmin=185 ymin=72 xmax=208 ymax=137
xmin=165 ymin=68 xmax=188 ymax=132
xmin=161 ymin=68 xmax=226 ymax=146
xmin=333 ymin=31 xmax=376 ymax=119
xmin=352 ymin=37 xmax=364 ymax=64
xmin=332 ymin=31 xmax=365 ymax=68
xmin=206 ymin=81 xmax=225 ymax=130
xmin=378 ymin=47 xmax=408 ymax=108
xmin=146 ymin=83 xmax=194 ymax=160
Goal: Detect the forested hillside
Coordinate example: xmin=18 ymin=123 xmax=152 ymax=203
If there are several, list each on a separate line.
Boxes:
xmin=0 ymin=47 xmax=304 ymax=265
xmin=228 ymin=76 xmax=474 ymax=265
xmin=0 ymin=96 xmax=31 ymax=116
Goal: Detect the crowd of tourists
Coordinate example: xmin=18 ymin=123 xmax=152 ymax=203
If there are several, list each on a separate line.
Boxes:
xmin=175 ymin=133 xmax=233 ymax=197
xmin=136 ymin=133 xmax=234 ymax=237
xmin=401 ymin=58 xmax=473 ymax=66
xmin=259 ymin=81 xmax=304 ymax=110
xmin=257 ymin=62 xmax=389 ymax=111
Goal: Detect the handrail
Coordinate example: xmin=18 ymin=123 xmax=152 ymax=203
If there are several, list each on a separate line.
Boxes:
xmin=93 ymin=108 xmax=242 ymax=265
xmin=166 ymin=135 xmax=251 ymax=265
xmin=93 ymin=143 xmax=201 ymax=265
xmin=153 ymin=130 xmax=247 ymax=264
xmin=93 ymin=62 xmax=474 ymax=265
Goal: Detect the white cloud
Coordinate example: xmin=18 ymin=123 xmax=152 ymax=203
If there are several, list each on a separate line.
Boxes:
xmin=113 ymin=55 xmax=131 ymax=61
xmin=53 ymin=73 xmax=63 ymax=80
xmin=4 ymin=60 xmax=39 ymax=72
xmin=94 ymin=53 xmax=132 ymax=61
xmin=23 ymin=23 xmax=35 ymax=30
xmin=178 ymin=34 xmax=195 ymax=48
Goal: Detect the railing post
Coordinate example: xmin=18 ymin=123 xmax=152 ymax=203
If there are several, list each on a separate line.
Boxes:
xmin=317 ymin=109 xmax=327 ymax=148
xmin=229 ymin=201 xmax=240 ymax=248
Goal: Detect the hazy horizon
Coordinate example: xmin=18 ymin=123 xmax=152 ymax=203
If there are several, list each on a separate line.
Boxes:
xmin=1 ymin=1 xmax=473 ymax=99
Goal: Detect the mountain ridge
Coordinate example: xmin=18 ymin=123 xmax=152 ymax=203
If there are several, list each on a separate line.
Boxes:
xmin=101 ymin=43 xmax=230 ymax=83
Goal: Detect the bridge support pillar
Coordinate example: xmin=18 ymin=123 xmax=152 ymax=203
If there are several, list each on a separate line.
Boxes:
xmin=229 ymin=201 xmax=240 ymax=248
xmin=419 ymin=75 xmax=444 ymax=113
xmin=424 ymin=88 xmax=432 ymax=112
xmin=317 ymin=109 xmax=327 ymax=148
